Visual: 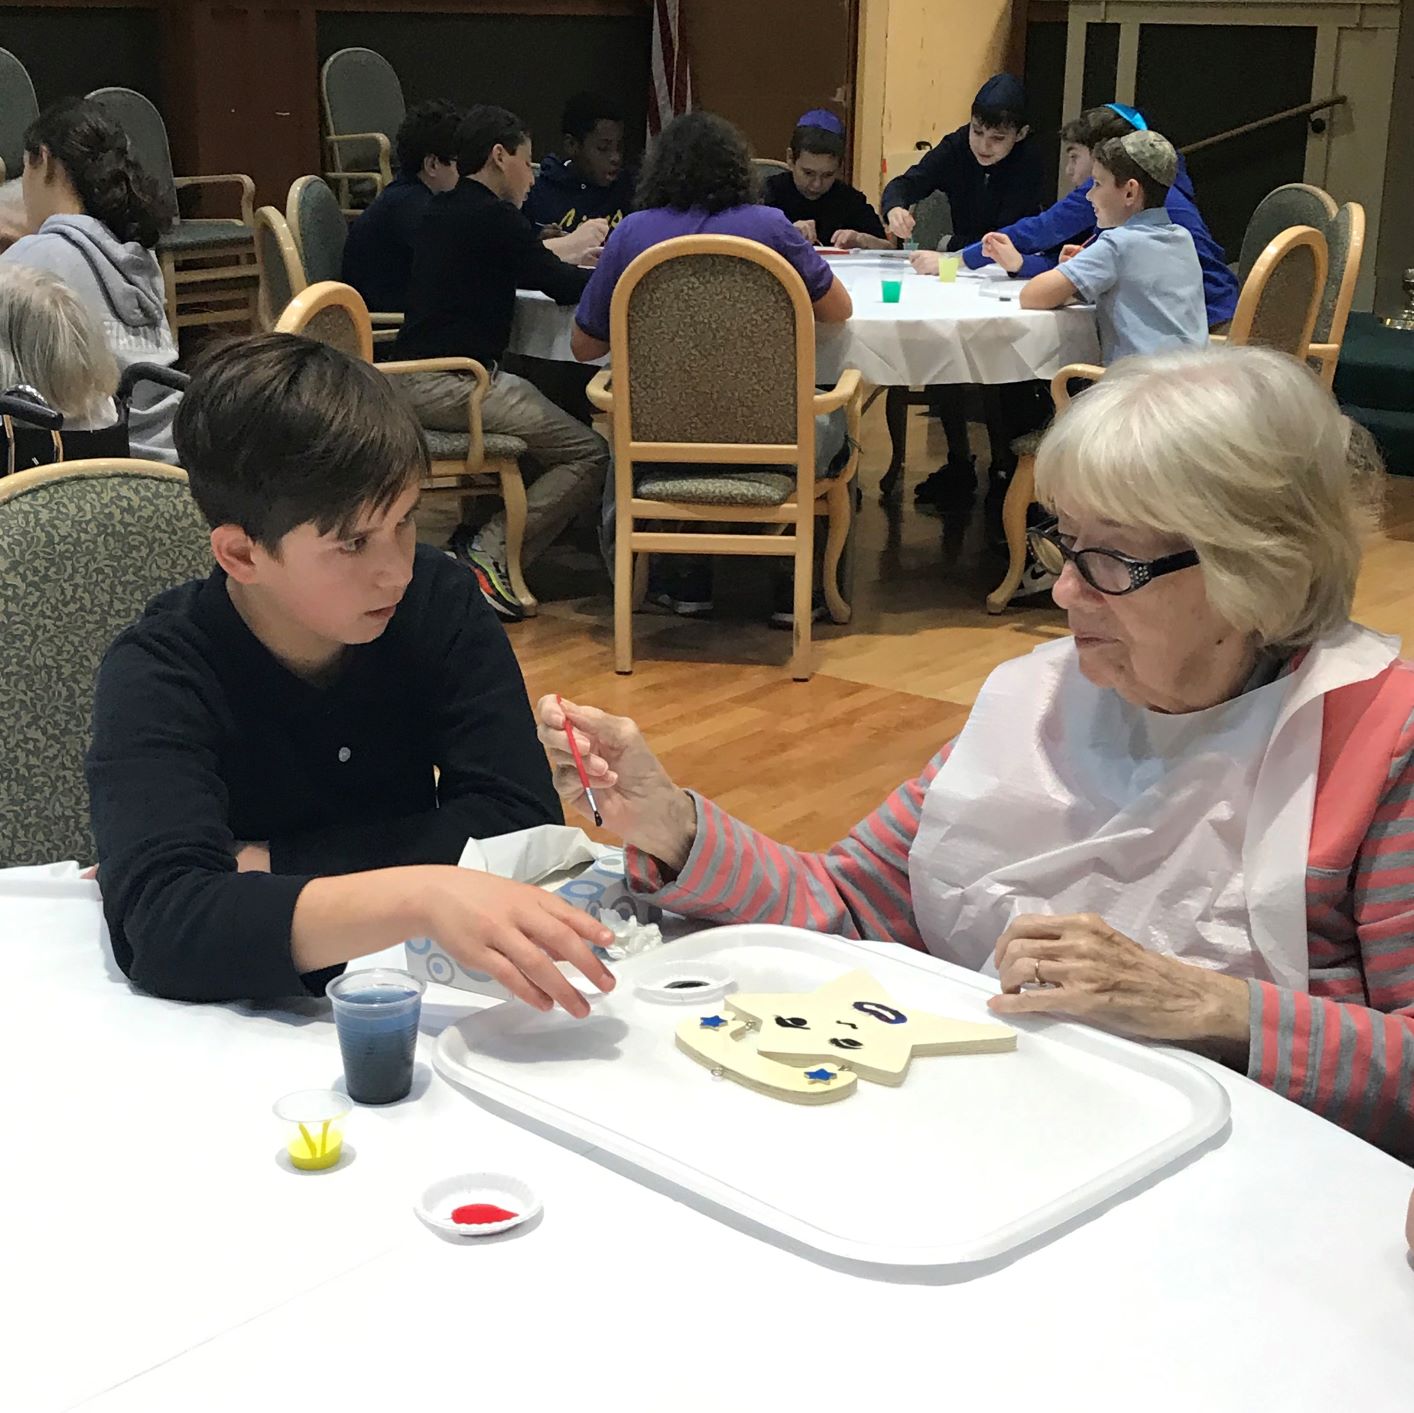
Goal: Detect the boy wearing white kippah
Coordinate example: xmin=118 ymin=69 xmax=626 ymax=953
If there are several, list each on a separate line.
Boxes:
xmin=1020 ymin=130 xmax=1207 ymax=363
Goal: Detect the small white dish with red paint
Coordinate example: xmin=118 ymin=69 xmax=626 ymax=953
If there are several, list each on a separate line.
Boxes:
xmin=415 ymin=1172 xmax=540 ymax=1238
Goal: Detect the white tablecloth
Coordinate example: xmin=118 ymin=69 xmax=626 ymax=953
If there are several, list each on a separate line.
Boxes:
xmin=506 ymin=253 xmax=1101 ymax=388
xmin=9 ymin=864 xmax=1413 ymax=1413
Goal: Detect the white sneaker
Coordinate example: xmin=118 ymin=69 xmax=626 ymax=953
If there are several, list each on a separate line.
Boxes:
xmin=1016 ymin=561 xmax=1058 ymax=599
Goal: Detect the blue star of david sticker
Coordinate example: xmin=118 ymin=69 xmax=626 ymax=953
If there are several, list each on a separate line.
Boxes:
xmin=698 ymin=1014 xmax=728 ymax=1029
xmin=804 ymin=1067 xmax=836 ymax=1083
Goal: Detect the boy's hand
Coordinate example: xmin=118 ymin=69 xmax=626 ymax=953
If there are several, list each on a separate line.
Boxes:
xmin=980 ymin=231 xmax=1023 ymax=273
xmin=887 ymin=206 xmax=915 ymax=241
xmin=793 ymin=218 xmax=819 ymax=244
xmin=414 ymin=870 xmax=615 ymax=1018
xmin=236 ymin=842 xmax=271 ymax=873
xmin=832 ymin=229 xmax=864 ymax=249
xmin=908 ymin=250 xmax=940 ymax=276
xmin=1059 ymin=243 xmax=1085 ymax=264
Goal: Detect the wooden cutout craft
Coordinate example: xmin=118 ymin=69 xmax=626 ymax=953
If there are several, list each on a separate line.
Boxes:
xmin=676 ymin=969 xmax=1016 ymax=1104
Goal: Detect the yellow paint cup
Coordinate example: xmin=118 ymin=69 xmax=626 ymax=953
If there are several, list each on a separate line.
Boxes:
xmin=274 ymin=1089 xmax=351 ymax=1171
xmin=937 ymin=256 xmax=961 ymax=283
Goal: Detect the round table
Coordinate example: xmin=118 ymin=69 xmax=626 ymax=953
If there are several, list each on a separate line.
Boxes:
xmin=507 ymin=253 xmax=1101 ymax=386
xmin=9 ymin=862 xmax=1414 ymax=1412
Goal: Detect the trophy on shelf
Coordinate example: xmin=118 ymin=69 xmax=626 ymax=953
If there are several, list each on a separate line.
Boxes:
xmin=1382 ymin=268 xmax=1414 ymax=331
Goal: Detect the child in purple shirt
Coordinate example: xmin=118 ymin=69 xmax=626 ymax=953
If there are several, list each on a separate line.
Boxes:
xmin=571 ymin=111 xmax=852 ymax=623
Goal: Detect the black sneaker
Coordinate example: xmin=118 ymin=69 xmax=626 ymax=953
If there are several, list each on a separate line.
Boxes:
xmin=914 ymin=456 xmax=977 ymax=507
xmin=646 ymin=562 xmax=714 ymax=617
xmin=769 ymin=583 xmax=828 ymax=629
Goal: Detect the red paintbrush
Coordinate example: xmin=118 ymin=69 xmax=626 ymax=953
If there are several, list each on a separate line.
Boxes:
xmin=556 ymin=694 xmax=603 ymax=827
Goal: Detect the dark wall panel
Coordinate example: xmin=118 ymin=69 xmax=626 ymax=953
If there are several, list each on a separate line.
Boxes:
xmin=1023 ymin=20 xmax=1066 ymax=194
xmin=316 ymin=11 xmax=651 ymax=167
xmin=0 ymin=7 xmax=163 ymax=109
xmin=1136 ymin=23 xmax=1316 ymax=261
xmin=1081 ymin=22 xmax=1119 ymax=112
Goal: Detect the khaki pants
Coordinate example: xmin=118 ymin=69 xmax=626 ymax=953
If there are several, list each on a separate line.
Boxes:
xmin=397 ymin=368 xmax=608 ymax=565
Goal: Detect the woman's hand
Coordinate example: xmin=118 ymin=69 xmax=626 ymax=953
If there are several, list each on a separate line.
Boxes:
xmin=909 ymin=250 xmax=940 ymax=276
xmin=887 ymin=206 xmax=915 ymax=241
xmin=980 ymin=230 xmax=1023 ymax=274
xmin=987 ymin=912 xmax=1251 ymax=1048
xmin=536 ymin=697 xmax=698 ymax=871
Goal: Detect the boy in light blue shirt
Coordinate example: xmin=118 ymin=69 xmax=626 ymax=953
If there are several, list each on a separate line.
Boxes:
xmin=1020 ymin=130 xmax=1207 ymax=363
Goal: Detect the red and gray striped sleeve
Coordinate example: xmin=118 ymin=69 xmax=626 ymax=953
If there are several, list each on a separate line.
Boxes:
xmin=625 ymin=746 xmax=953 ymax=948
xmin=1249 ymin=713 xmax=1414 ymax=1160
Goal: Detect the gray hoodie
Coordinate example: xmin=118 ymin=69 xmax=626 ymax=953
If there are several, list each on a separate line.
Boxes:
xmin=0 ymin=213 xmax=180 ymax=462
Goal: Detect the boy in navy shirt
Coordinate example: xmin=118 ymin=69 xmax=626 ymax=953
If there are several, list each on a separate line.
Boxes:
xmin=341 ymin=99 xmax=462 ymax=314
xmin=87 ymin=334 xmax=613 ymax=1009
xmin=759 ymin=109 xmax=890 ymax=250
xmin=525 ymin=92 xmax=635 ymax=236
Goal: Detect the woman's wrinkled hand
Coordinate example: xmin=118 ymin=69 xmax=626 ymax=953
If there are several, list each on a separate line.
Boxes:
xmin=987 ymin=912 xmax=1250 ymax=1047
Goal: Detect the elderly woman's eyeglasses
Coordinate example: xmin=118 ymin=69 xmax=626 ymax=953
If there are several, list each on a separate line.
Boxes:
xmin=1027 ymin=518 xmax=1200 ymax=596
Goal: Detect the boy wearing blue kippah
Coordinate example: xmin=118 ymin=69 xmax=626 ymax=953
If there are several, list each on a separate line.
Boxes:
xmin=759 ymin=111 xmax=891 ymax=251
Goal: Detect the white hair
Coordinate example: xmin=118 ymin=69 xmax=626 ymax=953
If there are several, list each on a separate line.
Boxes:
xmin=1035 ymin=345 xmax=1381 ymax=649
xmin=0 ymin=263 xmax=119 ymax=421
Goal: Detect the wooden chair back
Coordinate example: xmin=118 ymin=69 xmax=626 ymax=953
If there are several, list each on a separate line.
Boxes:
xmin=1237 ymin=183 xmax=1336 ymax=283
xmin=286 ymin=175 xmax=348 ymax=284
xmin=1229 ymin=224 xmax=1329 ymax=361
xmin=273 ymin=280 xmax=374 ymax=362
xmin=254 ymin=206 xmax=306 ymax=330
xmin=1309 ymin=201 xmax=1365 ymax=388
xmin=320 ymin=47 xmax=403 ymax=212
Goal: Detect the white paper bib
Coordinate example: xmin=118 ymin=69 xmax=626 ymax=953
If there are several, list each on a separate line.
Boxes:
xmin=908 ymin=624 xmax=1398 ymax=991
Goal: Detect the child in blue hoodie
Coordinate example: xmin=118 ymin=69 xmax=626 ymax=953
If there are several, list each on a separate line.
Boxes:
xmin=524 ymin=93 xmax=636 ymax=236
xmin=959 ymin=103 xmax=1238 ymax=330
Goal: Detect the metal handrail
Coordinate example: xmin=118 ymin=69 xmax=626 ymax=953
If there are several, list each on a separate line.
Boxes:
xmin=1179 ymin=94 xmax=1347 ymax=156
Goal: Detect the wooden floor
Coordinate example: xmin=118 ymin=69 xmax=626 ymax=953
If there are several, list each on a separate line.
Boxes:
xmin=424 ymin=400 xmax=1414 ymax=852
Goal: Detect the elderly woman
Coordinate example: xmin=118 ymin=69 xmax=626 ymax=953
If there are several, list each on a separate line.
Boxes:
xmin=540 ymin=346 xmax=1414 ymax=1160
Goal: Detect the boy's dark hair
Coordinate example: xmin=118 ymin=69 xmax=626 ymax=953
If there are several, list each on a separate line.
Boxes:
xmin=972 ymin=99 xmax=1027 ymax=132
xmin=562 ymin=91 xmax=623 ymax=143
xmin=175 ymin=333 xmax=428 ymax=549
xmin=1061 ymin=105 xmax=1137 ymax=150
xmin=23 ymin=99 xmax=174 ymax=249
xmin=636 ymin=111 xmax=752 ymax=214
xmin=1091 ymin=136 xmax=1169 ymax=209
xmin=789 ymin=123 xmax=845 ymax=161
xmin=971 ymin=75 xmax=1028 ymax=134
xmin=455 ymin=104 xmax=530 ymax=175
xmin=395 ymin=99 xmax=463 ymax=179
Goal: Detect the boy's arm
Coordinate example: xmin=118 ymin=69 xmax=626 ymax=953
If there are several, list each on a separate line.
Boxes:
xmin=962 ymin=186 xmax=1094 ymax=269
xmin=508 ymin=206 xmax=593 ymax=305
xmin=270 ymin=562 xmax=561 ymax=877
xmin=1019 ymin=267 xmax=1080 ymax=309
xmin=880 ymin=136 xmax=959 ymax=224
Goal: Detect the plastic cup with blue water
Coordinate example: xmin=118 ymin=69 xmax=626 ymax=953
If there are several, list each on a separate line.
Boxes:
xmin=327 ymin=967 xmax=426 ymax=1105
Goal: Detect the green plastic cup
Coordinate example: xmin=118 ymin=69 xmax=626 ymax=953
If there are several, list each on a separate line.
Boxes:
xmin=881 ymin=278 xmax=902 ymax=304
xmin=937 ymin=255 xmax=961 ymax=283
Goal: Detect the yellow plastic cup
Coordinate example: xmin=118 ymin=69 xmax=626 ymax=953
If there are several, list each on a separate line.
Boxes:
xmin=937 ymin=255 xmax=961 ymax=283
xmin=274 ymin=1089 xmax=351 ymax=1171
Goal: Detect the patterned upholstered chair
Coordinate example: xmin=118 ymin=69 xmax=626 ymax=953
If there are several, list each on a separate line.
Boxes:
xmin=87 ymin=87 xmax=257 ymax=338
xmin=253 ymin=206 xmax=306 ymax=330
xmin=286 ymin=175 xmax=401 ymax=344
xmin=0 ymin=460 xmax=212 ymax=866
xmin=320 ymin=48 xmax=404 ymax=215
xmin=274 ymin=282 xmax=534 ymax=613
xmin=1237 ymin=184 xmax=1336 ymax=285
xmin=585 ymin=234 xmax=863 ymax=681
xmin=0 ymin=47 xmax=38 ymax=184
xmin=1227 ymin=224 xmax=1328 ymax=360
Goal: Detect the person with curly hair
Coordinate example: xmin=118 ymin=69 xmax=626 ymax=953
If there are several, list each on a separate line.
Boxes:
xmin=571 ymin=112 xmax=852 ymax=621
xmin=1 ymin=98 xmax=180 ymax=462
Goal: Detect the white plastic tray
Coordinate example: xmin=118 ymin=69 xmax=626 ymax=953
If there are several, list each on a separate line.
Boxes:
xmin=434 ymin=927 xmax=1229 ymax=1267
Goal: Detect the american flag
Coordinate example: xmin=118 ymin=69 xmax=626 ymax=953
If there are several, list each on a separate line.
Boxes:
xmin=648 ymin=0 xmax=692 ymax=136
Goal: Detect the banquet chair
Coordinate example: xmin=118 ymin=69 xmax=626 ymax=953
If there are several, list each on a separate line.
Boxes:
xmin=751 ymin=157 xmax=789 ymax=186
xmin=1305 ymin=201 xmax=1364 ymax=389
xmin=586 ymin=234 xmax=862 ymax=681
xmin=0 ymin=47 xmax=38 ymax=183
xmin=285 ymin=175 xmax=402 ymax=344
xmin=274 ymin=282 xmax=535 ymax=613
xmin=986 ymin=227 xmax=1329 ymax=613
xmin=253 ymin=206 xmax=305 ymax=330
xmin=87 ymin=87 xmax=257 ymax=337
xmin=1237 ymin=183 xmax=1335 ymax=284
xmin=0 ymin=459 xmax=212 ymax=866
xmin=321 ymin=47 xmax=404 ymax=215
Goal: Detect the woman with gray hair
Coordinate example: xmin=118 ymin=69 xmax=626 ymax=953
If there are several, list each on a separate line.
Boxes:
xmin=0 ymin=263 xmax=119 ymax=431
xmin=538 ymin=346 xmax=1414 ymax=1158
